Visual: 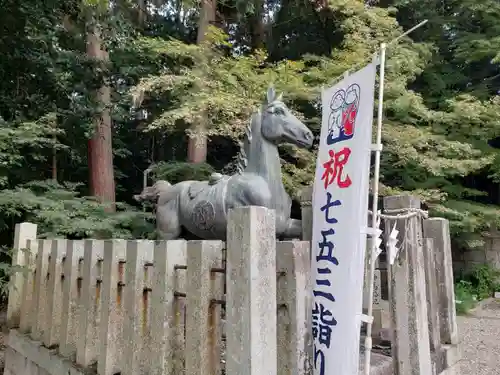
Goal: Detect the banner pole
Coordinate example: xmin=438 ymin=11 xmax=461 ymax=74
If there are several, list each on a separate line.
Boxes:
xmin=364 ymin=42 xmax=386 ymax=375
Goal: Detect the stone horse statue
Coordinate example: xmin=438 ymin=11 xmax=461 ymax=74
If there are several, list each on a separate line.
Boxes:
xmin=134 ymin=87 xmax=314 ymax=240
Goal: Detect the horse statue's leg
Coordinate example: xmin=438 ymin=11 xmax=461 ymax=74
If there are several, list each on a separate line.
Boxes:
xmin=280 ymin=218 xmax=303 ymax=239
xmin=156 ymin=199 xmax=181 ymax=240
xmin=275 ymin=212 xmax=303 ymax=240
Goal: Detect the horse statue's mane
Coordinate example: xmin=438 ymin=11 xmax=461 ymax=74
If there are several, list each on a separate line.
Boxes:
xmin=235 ymin=110 xmax=259 ymax=174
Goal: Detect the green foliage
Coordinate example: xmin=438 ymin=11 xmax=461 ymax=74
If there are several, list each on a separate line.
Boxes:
xmin=131 ymin=27 xmax=317 ymax=139
xmin=464 ymin=264 xmax=500 ymax=300
xmin=454 ymin=280 xmax=477 ymax=315
xmin=0 ymin=246 xmax=32 ymax=304
xmin=0 ymin=180 xmax=154 ymax=239
xmin=455 ymin=264 xmax=500 ymax=314
xmin=152 ymin=161 xmax=215 ymax=183
xmin=0 ymin=115 xmax=63 ymax=186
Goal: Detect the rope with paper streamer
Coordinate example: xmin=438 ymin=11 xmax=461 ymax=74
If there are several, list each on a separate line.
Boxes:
xmin=369 ymin=207 xmax=428 ymax=265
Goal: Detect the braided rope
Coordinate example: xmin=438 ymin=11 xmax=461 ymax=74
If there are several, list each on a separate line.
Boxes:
xmin=369 ymin=207 xmax=428 ymax=220
xmin=300 ymin=204 xmax=427 ymax=218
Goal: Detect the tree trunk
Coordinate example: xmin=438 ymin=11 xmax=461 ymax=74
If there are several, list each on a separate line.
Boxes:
xmin=187 ymin=0 xmax=216 ymax=163
xmin=87 ymin=26 xmax=116 ymax=211
xmin=137 ymin=0 xmax=147 ymax=27
xmin=196 ymin=0 xmax=216 ymax=44
xmin=52 ymin=121 xmax=57 ymax=181
xmin=250 ymin=0 xmax=265 ymax=51
xmin=52 ymin=139 xmax=57 ymax=181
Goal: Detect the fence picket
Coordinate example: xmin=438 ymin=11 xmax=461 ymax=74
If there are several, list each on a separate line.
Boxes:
xmin=98 ymin=239 xmax=127 ymax=375
xmin=19 ymin=239 xmax=39 ymax=334
xmin=76 ymin=240 xmax=104 ymax=367
xmin=7 ymin=222 xmax=37 ymax=328
xmin=276 ymin=241 xmax=311 ymax=375
xmin=150 ymin=240 xmax=187 ymax=375
xmin=31 ymin=240 xmax=51 ymax=341
xmin=226 ymin=206 xmax=277 ymax=375
xmin=122 ymin=240 xmax=154 ymax=375
xmin=185 ymin=240 xmax=224 ymax=375
xmin=60 ymin=240 xmax=85 ymax=359
xmin=43 ymin=239 xmax=66 ymax=347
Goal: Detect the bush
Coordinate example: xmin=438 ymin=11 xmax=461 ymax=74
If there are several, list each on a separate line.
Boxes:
xmin=152 ymin=161 xmax=214 ymax=184
xmin=454 ymin=280 xmax=477 ymax=315
xmin=454 ymin=264 xmax=500 ymax=314
xmin=0 ymin=180 xmax=155 ymax=239
xmin=0 ymin=247 xmax=30 ymax=305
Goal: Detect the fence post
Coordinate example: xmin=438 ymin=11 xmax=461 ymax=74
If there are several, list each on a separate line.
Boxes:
xmin=300 ymin=186 xmax=313 ymax=242
xmin=19 ymin=239 xmax=39 ymax=334
xmin=150 ymin=240 xmax=187 ymax=375
xmin=7 ymin=222 xmax=37 ymax=328
xmin=422 ymin=218 xmax=458 ymax=346
xmin=226 ymin=206 xmax=277 ymax=375
xmin=44 ymin=239 xmax=67 ymax=347
xmin=122 ymin=240 xmax=154 ymax=375
xmin=60 ymin=240 xmax=85 ymax=358
xmin=76 ymin=240 xmax=104 ymax=367
xmin=423 ymin=218 xmax=461 ymax=373
xmin=383 ymin=195 xmax=432 ymax=375
xmin=185 ymin=240 xmax=224 ymax=375
xmin=299 ymin=186 xmax=313 ymax=374
xmin=276 ymin=241 xmax=311 ymax=375
xmin=98 ymin=239 xmax=127 ymax=375
xmin=423 ymin=239 xmax=441 ymax=358
xmin=31 ymin=239 xmax=52 ymax=342
xmin=19 ymin=240 xmax=38 ymax=333
xmin=363 ymin=269 xmax=384 ymax=337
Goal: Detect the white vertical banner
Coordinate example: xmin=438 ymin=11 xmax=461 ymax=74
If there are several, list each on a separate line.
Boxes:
xmin=311 ymin=62 xmax=376 ymax=375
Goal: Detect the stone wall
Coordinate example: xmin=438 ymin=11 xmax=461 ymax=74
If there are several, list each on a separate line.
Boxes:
xmin=451 ymin=232 xmax=500 ymax=276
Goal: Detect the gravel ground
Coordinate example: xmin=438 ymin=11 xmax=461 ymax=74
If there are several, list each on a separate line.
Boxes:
xmin=0 ymin=304 xmax=499 ymax=375
xmin=458 ymin=299 xmax=500 ymax=375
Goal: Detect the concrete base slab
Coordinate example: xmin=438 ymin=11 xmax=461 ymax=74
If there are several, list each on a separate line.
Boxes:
xmin=358 ymin=351 xmax=393 ymax=375
xmin=434 ymin=343 xmax=461 ymax=373
xmin=5 ymin=329 xmax=84 ymax=375
xmin=439 ymin=361 xmax=461 ymax=375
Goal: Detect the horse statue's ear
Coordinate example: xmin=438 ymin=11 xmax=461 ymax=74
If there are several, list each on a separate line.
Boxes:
xmin=276 ymin=92 xmax=283 ymax=102
xmin=266 ymin=86 xmax=276 ymax=104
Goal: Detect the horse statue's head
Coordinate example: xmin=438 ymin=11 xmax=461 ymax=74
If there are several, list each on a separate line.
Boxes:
xmin=259 ymin=86 xmax=314 ymax=149
xmin=133 ymin=180 xmax=172 ymax=203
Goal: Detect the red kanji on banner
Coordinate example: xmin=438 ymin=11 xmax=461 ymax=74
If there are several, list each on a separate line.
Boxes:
xmin=321 ymin=147 xmax=352 ymax=189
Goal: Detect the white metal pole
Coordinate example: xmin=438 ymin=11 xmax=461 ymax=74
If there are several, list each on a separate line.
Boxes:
xmin=358 ymin=19 xmax=427 ymax=375
xmin=143 ymin=167 xmax=152 ymax=190
xmin=364 ymin=42 xmax=386 ymax=375
xmin=387 ymin=19 xmax=428 ymax=47
xmin=142 ymin=166 xmax=153 ymax=214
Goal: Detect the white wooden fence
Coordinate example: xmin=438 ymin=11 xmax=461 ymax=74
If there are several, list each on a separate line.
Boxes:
xmin=4 ymin=206 xmax=311 ymax=375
